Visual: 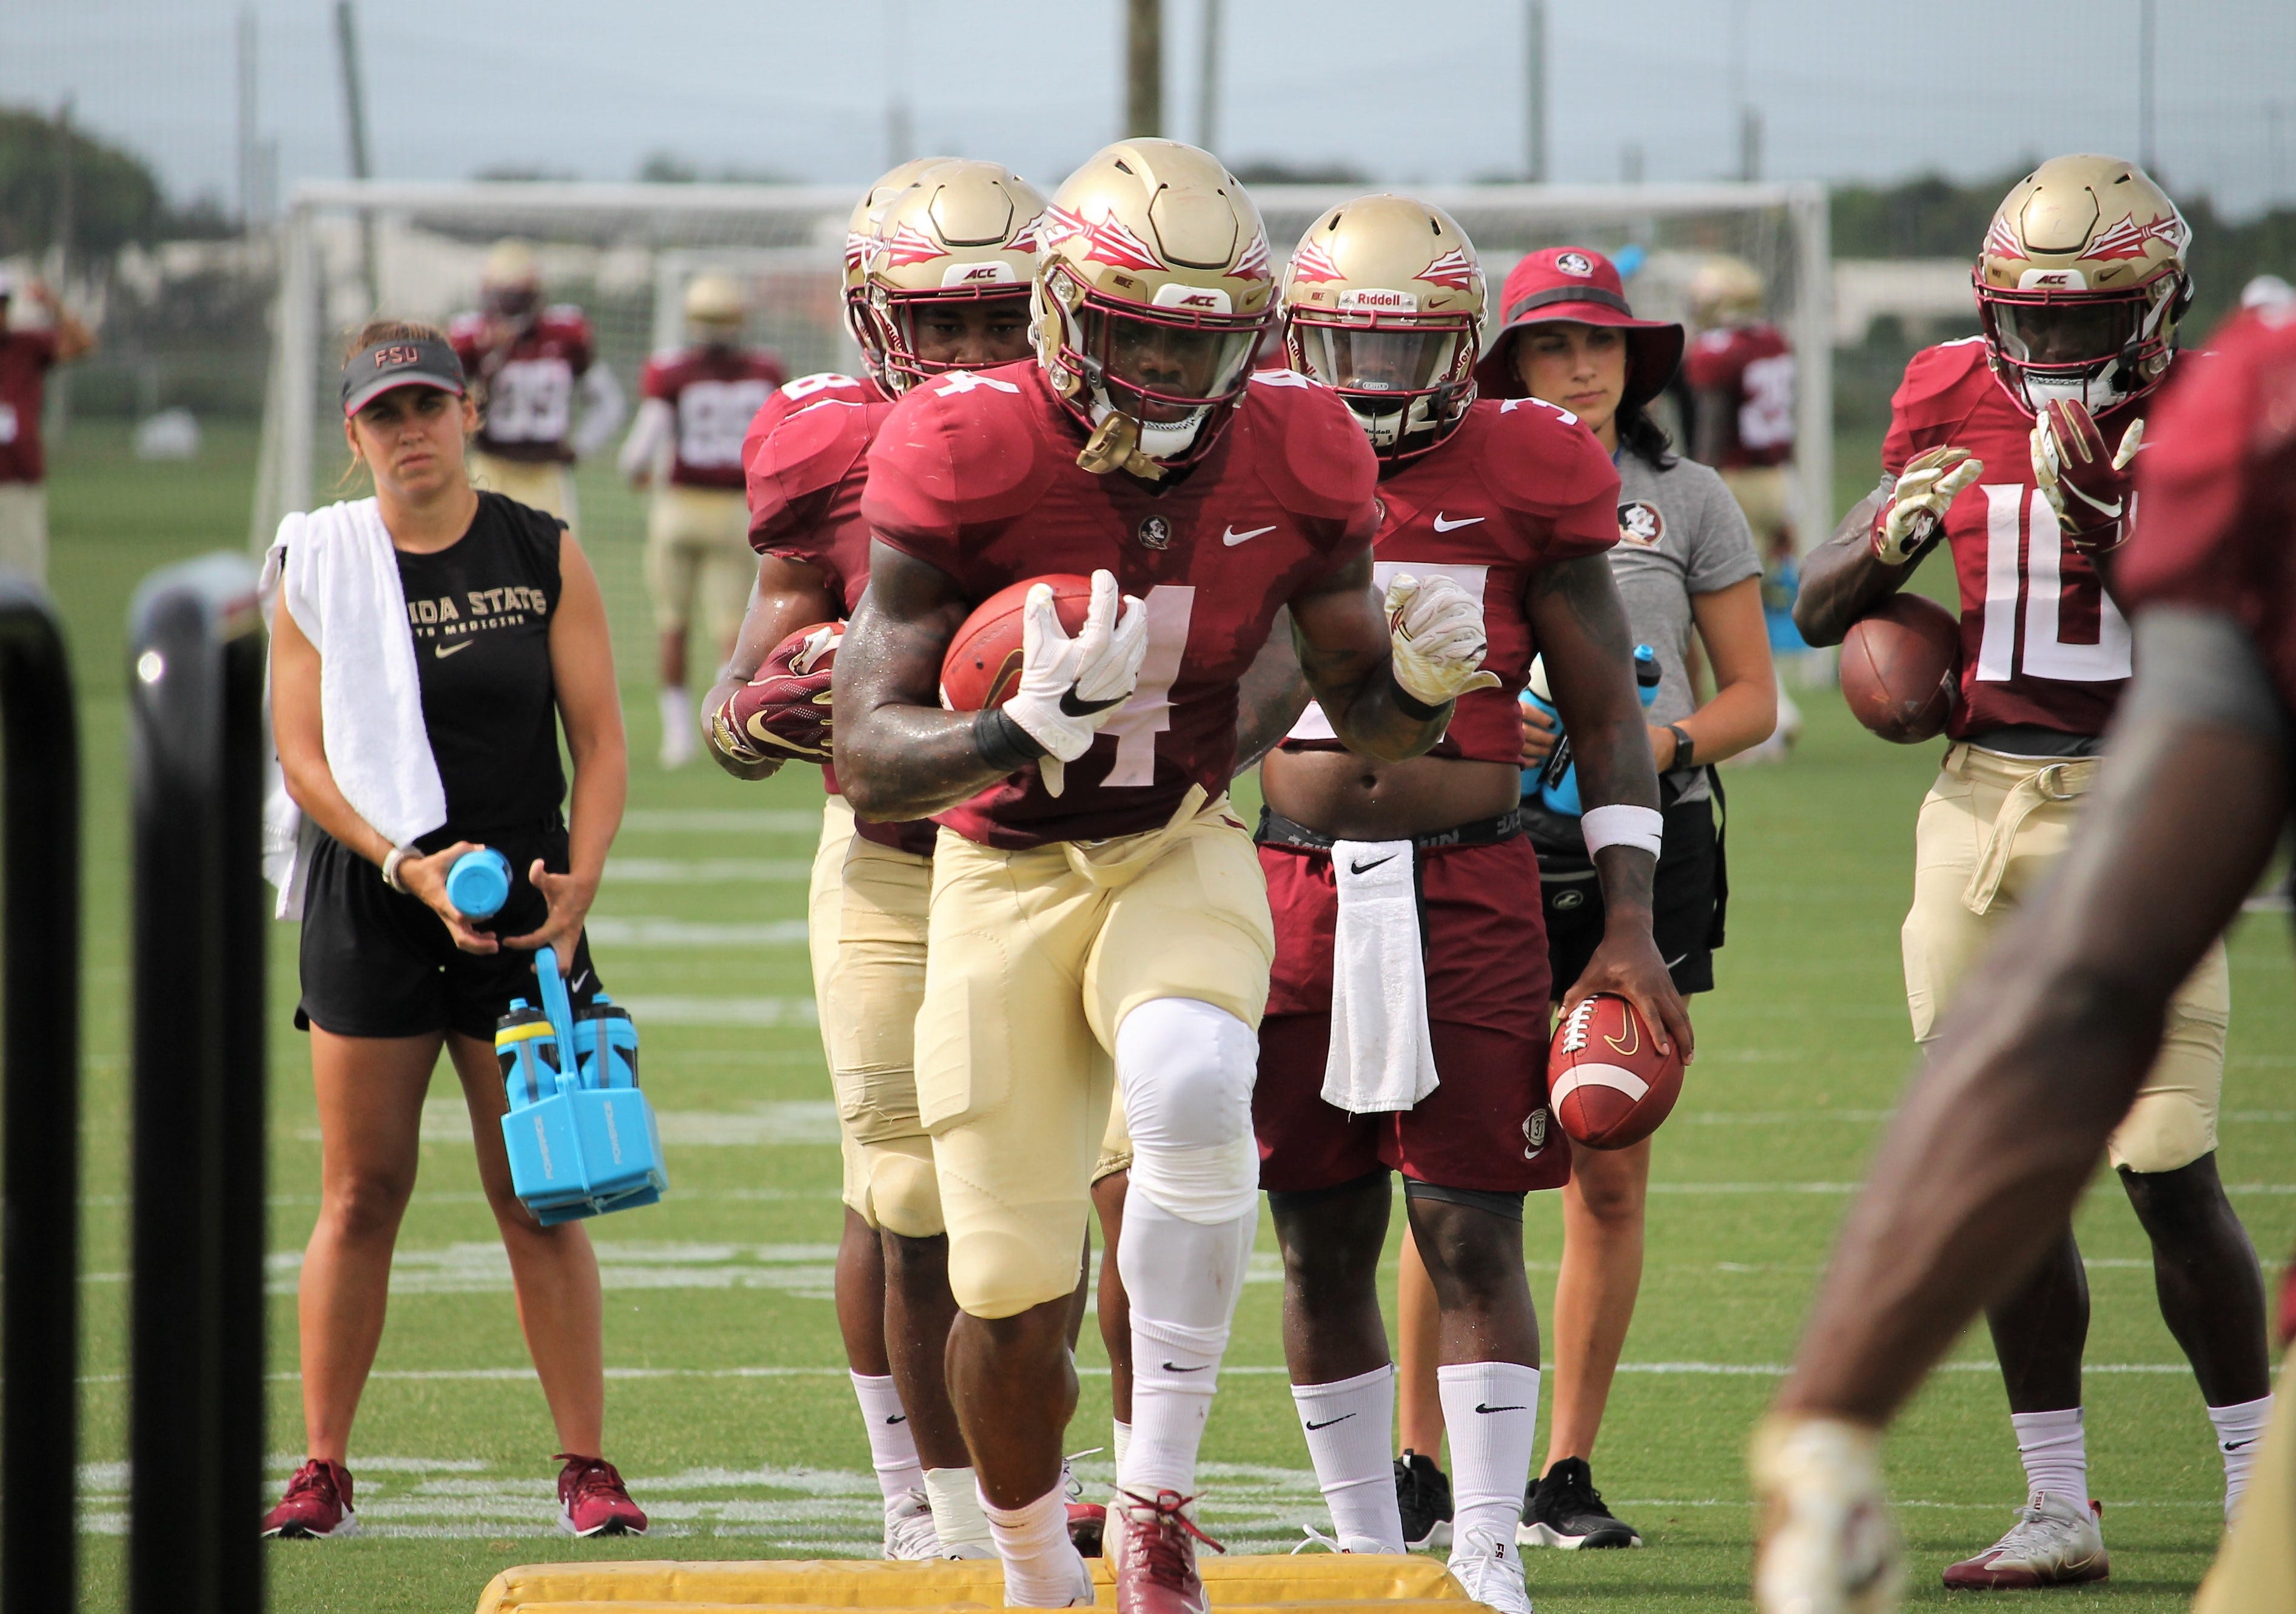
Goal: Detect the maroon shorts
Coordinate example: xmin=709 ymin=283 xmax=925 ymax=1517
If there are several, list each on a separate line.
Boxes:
xmin=1254 ymin=835 xmax=1567 ymax=1194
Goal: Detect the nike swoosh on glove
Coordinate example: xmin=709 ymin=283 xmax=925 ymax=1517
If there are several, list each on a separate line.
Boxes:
xmin=1870 ymin=446 xmax=1984 ymax=565
xmin=1750 ymin=1416 xmax=1906 ymax=1614
xmin=1001 ymin=569 xmax=1147 ymax=796
xmin=2032 ymin=399 xmax=2141 ymax=555
xmin=711 ymin=622 xmax=841 ymax=765
xmin=1385 ymin=573 xmax=1500 ymax=708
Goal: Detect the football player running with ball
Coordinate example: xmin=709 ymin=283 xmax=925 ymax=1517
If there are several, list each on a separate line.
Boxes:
xmin=708 ymin=159 xmax=1048 ymax=1562
xmin=1243 ymin=199 xmax=1687 ymax=1612
xmin=833 ymin=141 xmax=1487 ymax=1614
xmin=1792 ymin=155 xmax=2274 ymax=1589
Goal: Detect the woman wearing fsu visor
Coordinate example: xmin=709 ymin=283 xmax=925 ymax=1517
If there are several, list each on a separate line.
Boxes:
xmin=260 ymin=321 xmax=643 ymax=1540
xmin=1392 ymin=249 xmax=1776 ymax=1552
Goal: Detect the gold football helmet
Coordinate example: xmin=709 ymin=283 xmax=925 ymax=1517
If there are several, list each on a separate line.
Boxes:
xmin=1280 ymin=194 xmax=1483 ymax=460
xmin=1975 ymin=153 xmax=2192 ymax=414
xmin=683 ymin=271 xmax=747 ymax=340
xmin=1032 ymin=138 xmax=1275 ymax=477
xmin=1690 ymin=255 xmax=1766 ymax=328
xmin=481 ymin=238 xmax=543 ymax=321
xmin=860 ymin=160 xmax=1047 ymax=394
xmin=843 ymin=158 xmax=953 ymax=381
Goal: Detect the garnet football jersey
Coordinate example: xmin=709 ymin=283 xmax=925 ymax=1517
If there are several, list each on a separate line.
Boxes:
xmin=1684 ymin=323 xmax=1795 ymax=468
xmin=863 ymin=362 xmax=1381 ymax=849
xmin=1283 ymin=397 xmax=1619 ymax=764
xmin=1881 ymin=336 xmax=2148 ymax=741
xmin=452 ymin=306 xmax=597 ymax=463
xmin=742 ymin=372 xmax=891 ymax=556
xmin=0 ymin=328 xmax=59 ymax=483
xmin=2120 ymin=306 xmax=2296 ymax=718
xmin=640 ymin=344 xmax=787 ymax=489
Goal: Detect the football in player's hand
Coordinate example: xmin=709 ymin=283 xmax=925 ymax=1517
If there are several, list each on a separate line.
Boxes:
xmin=939 ymin=574 xmax=1095 ymax=710
xmin=720 ymin=622 xmax=841 ymax=761
xmin=1549 ymin=993 xmax=1684 ymax=1150
xmin=1840 ymin=593 xmax=1959 ymax=744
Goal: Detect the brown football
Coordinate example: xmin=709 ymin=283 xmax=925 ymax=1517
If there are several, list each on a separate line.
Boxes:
xmin=1841 ymin=592 xmax=1960 ymax=744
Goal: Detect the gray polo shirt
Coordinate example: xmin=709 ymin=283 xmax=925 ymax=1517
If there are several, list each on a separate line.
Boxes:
xmin=1608 ymin=450 xmax=1762 ymax=802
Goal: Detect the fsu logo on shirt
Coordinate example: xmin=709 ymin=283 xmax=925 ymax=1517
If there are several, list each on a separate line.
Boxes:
xmin=1617 ymin=500 xmax=1665 ymax=547
xmin=1137 ymin=514 xmax=1172 ymax=550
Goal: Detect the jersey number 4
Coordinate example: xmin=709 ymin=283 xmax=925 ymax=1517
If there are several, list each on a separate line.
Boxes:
xmin=1098 ymin=586 xmax=1196 ymax=788
xmin=1973 ymin=484 xmax=2130 ymax=683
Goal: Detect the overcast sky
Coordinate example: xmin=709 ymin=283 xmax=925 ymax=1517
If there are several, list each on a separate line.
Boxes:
xmin=8 ymin=1 xmax=2294 ymax=218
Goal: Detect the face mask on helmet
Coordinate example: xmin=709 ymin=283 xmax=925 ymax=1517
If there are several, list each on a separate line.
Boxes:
xmin=873 ymin=289 xmax=1035 ymax=392
xmin=1077 ymin=302 xmax=1261 ymax=460
xmin=1288 ymin=318 xmax=1472 ymax=452
xmin=1979 ymin=282 xmax=2178 ymax=414
xmin=483 ymin=284 xmax=540 ymax=323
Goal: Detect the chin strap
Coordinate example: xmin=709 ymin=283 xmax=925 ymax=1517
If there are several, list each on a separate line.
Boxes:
xmin=1076 ymin=411 xmax=1167 ymax=481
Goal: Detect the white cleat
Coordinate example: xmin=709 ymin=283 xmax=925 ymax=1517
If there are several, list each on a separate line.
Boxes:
xmin=1941 ymin=1491 xmax=2108 ymax=1590
xmin=882 ymin=1487 xmax=945 ymax=1561
xmin=1448 ymin=1524 xmax=1534 ymax=1614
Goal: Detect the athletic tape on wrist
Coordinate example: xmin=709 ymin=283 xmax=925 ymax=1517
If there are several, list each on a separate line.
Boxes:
xmin=973 ymin=705 xmax=1047 ymax=772
xmin=1580 ymin=804 xmax=1663 ymax=858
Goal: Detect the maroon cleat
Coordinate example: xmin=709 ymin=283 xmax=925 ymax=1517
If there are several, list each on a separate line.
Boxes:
xmin=1113 ymin=1489 xmax=1223 ymax=1614
xmin=556 ymin=1453 xmax=648 ymax=1537
xmin=1068 ymin=1498 xmax=1109 ymax=1557
xmin=262 ymin=1459 xmax=359 ymax=1539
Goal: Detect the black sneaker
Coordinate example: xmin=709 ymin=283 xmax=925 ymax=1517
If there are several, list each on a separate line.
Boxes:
xmin=1394 ymin=1449 xmax=1453 ymax=1551
xmin=1520 ymin=1456 xmax=1641 ymax=1548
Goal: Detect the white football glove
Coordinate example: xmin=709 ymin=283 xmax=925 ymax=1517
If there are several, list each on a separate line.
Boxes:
xmin=1751 ymin=1416 xmax=1905 ymax=1614
xmin=1001 ymin=569 xmax=1147 ymax=797
xmin=1870 ymin=446 xmax=1984 ymax=565
xmin=1385 ymin=573 xmax=1500 ymax=709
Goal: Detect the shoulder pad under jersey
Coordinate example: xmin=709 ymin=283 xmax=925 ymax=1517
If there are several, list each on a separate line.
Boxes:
xmin=1479 ymin=397 xmax=1620 ymax=516
xmin=865 ymin=363 xmax=1052 ymax=530
xmin=538 ymin=305 xmax=592 ymax=340
xmin=1891 ymin=337 xmax=1993 ymax=426
xmin=1242 ymin=371 xmax=1379 ymax=522
xmin=447 ymin=311 xmax=487 ymax=352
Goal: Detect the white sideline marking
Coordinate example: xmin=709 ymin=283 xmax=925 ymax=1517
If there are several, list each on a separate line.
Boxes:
xmin=617 ymin=995 xmax=820 ymax=1027
xmin=606 ymin=858 xmax=814 ymax=883
xmin=586 ymin=916 xmax=810 ymax=947
xmin=262 ymin=1240 xmax=845 ymax=1299
xmin=620 ymin=809 xmax=824 ymax=834
xmin=303 ymin=1098 xmax=842 ymax=1149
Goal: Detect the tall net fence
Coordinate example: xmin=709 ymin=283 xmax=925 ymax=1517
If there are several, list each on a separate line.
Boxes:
xmin=254 ymin=180 xmax=1830 ymax=549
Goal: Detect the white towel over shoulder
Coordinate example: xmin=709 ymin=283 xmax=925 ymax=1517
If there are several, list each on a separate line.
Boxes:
xmin=1321 ymin=839 xmax=1439 ymax=1114
xmin=259 ymin=497 xmax=448 ymax=920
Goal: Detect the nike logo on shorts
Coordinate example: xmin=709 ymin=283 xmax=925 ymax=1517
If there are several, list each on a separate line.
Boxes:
xmin=1350 ymin=854 xmax=1398 ymax=875
xmin=571 ymin=970 xmax=594 ymax=994
xmin=1303 ymin=1414 xmax=1355 ymax=1431
xmin=1161 ymin=1362 xmax=1208 ymax=1373
xmin=1223 ymin=524 xmax=1277 ymax=546
xmin=1474 ymin=1402 xmax=1525 ymax=1414
xmin=1432 ymin=513 xmax=1486 ymax=532
xmin=434 ymin=641 xmax=474 ymax=658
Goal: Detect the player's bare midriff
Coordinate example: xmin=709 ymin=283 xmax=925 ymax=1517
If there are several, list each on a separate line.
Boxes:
xmin=1261 ymin=747 xmax=1519 ymax=841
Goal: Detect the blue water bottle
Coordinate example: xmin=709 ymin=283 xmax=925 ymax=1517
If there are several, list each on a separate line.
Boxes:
xmin=446 ymin=847 xmax=512 ymax=918
xmin=1520 ymin=645 xmax=1661 ymax=814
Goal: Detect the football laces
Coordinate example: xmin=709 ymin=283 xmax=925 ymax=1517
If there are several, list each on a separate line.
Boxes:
xmin=1559 ymin=995 xmax=1600 ymax=1055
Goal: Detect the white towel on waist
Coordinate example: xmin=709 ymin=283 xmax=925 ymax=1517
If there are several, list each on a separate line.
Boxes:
xmin=258 ymin=497 xmax=447 ymax=920
xmin=1322 ymin=839 xmax=1439 ymax=1114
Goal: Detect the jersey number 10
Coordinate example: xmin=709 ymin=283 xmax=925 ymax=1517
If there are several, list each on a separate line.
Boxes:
xmin=1973 ymin=484 xmax=2130 ymax=684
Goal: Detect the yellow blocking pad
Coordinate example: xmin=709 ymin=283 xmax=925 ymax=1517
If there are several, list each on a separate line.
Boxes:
xmin=476 ymin=1553 xmax=1475 ymax=1613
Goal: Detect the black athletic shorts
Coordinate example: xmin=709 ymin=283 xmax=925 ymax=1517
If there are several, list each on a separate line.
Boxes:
xmin=1540 ymin=794 xmax=1723 ymax=998
xmin=295 ymin=819 xmax=602 ymax=1042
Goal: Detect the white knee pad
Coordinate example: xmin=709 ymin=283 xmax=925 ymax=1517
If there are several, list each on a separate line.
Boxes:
xmin=1116 ymin=997 xmax=1260 ymax=1226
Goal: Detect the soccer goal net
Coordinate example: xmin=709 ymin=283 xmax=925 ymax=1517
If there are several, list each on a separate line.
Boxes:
xmin=252 ymin=179 xmax=1831 ymax=551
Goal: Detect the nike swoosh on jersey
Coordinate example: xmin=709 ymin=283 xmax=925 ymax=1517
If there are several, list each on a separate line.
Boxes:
xmin=1222 ymin=524 xmax=1278 ymax=546
xmin=1350 ymin=854 xmax=1398 ymax=875
xmin=434 ymin=641 xmax=475 ymax=658
xmin=1303 ymin=1414 xmax=1356 ymax=1431
xmin=1431 ymin=513 xmax=1486 ymax=531
xmin=1474 ymin=1402 xmax=1526 ymax=1414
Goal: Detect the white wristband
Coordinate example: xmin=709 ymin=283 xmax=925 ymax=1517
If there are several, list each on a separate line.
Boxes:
xmin=381 ymin=846 xmax=414 ymax=893
xmin=1580 ymin=804 xmax=1663 ymax=859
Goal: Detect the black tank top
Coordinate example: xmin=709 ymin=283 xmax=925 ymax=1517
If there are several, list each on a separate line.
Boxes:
xmin=395 ymin=493 xmax=568 ymax=836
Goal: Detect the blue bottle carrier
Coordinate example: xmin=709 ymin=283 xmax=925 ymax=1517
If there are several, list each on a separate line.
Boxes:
xmin=496 ymin=945 xmax=666 ymax=1225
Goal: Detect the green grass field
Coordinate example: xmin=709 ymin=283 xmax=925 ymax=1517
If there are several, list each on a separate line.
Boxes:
xmin=44 ymin=420 xmax=2292 ymax=1612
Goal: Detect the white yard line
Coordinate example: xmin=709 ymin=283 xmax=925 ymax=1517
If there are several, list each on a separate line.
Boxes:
xmin=586 ymin=916 xmax=811 ymax=947
xmin=606 ymin=859 xmax=814 ymax=883
xmin=620 ymin=809 xmax=825 ymax=834
xmin=615 ymin=996 xmax=820 ymax=1027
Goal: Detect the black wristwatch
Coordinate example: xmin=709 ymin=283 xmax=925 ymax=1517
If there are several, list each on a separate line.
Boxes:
xmin=1665 ymin=724 xmax=1695 ymax=772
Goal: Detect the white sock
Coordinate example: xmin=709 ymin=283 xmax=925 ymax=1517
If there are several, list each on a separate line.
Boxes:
xmin=924 ymin=1465 xmax=993 ymax=1555
xmin=1438 ymin=1362 xmax=1540 ymax=1547
xmin=1118 ymin=1194 xmax=1255 ymax=1498
xmin=1293 ymin=1364 xmax=1405 ymax=1552
xmin=849 ymin=1371 xmax=925 ymax=1502
xmin=1112 ymin=1419 xmax=1132 ymax=1477
xmin=2209 ymin=1394 xmax=2274 ymax=1521
xmin=982 ymin=1485 xmax=1089 ymax=1607
xmin=2010 ymin=1407 xmax=2088 ymax=1504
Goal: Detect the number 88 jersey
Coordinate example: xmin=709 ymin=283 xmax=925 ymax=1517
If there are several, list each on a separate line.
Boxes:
xmin=1881 ymin=335 xmax=2157 ymax=741
xmin=861 ymin=363 xmax=1380 ymax=849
